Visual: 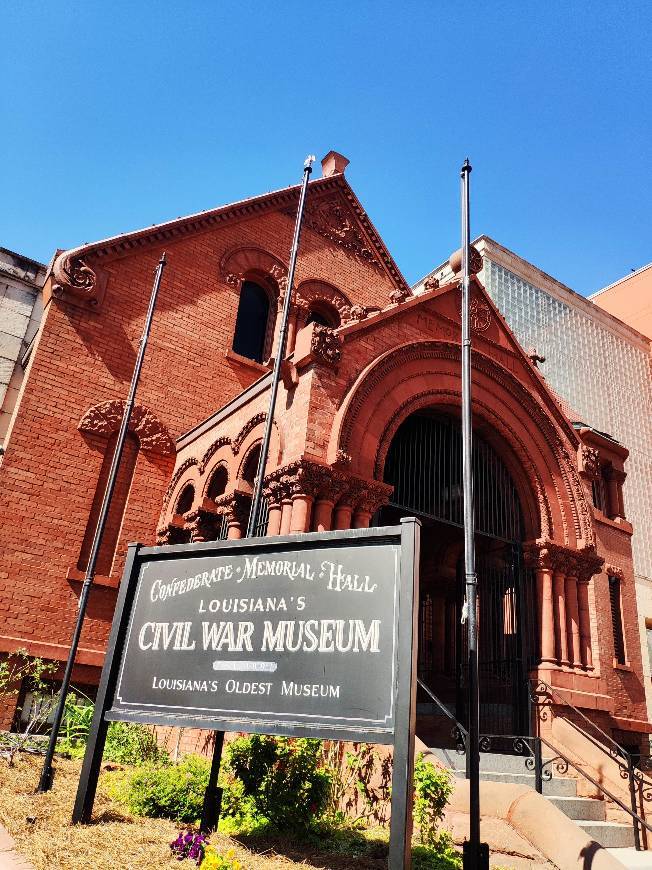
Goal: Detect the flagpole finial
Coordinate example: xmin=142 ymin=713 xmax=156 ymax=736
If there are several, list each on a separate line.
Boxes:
xmin=304 ymin=154 xmax=316 ymax=170
xmin=159 ymin=251 xmax=167 ymax=266
xmin=461 ymin=157 xmax=472 ymax=175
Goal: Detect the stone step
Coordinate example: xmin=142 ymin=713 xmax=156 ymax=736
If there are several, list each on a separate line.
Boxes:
xmin=430 ymin=747 xmax=539 ymax=775
xmin=548 ymin=795 xmax=606 ymax=821
xmin=578 ymin=820 xmax=636 ymax=849
xmin=477 ymin=770 xmax=578 ymax=796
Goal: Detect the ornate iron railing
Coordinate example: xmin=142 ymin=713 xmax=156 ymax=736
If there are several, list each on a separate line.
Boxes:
xmin=416 ymin=677 xmax=467 ymax=757
xmin=530 ymin=678 xmax=652 ymax=851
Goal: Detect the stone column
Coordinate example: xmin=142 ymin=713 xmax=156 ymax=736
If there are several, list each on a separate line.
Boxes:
xmin=264 ymin=483 xmax=283 ymax=537
xmin=605 ymin=468 xmax=621 ymax=520
xmin=216 ymin=492 xmax=249 ymax=541
xmin=312 ymin=498 xmax=334 ymax=532
xmin=285 ymin=305 xmax=301 ymax=356
xmin=352 ymin=506 xmax=372 ymax=528
xmin=565 ymin=573 xmax=582 ymax=669
xmin=333 ymin=502 xmax=353 ymax=530
xmin=577 ymin=577 xmax=593 ymax=670
xmin=290 ymin=494 xmax=314 ymax=533
xmin=279 ymin=496 xmax=293 ymax=535
xmin=553 ymin=568 xmax=569 ymax=666
xmin=536 ymin=566 xmax=556 ymax=665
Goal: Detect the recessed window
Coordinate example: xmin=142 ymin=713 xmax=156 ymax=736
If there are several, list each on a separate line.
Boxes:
xmin=592 ymin=475 xmax=607 ymax=513
xmin=207 ymin=466 xmax=228 ymax=502
xmin=609 ymin=575 xmax=626 ymax=665
xmin=175 ymin=483 xmax=195 ymax=516
xmin=233 ymin=281 xmax=272 ymax=363
xmin=77 ymin=432 xmax=138 ymax=576
xmin=306 ymin=303 xmax=339 ymax=329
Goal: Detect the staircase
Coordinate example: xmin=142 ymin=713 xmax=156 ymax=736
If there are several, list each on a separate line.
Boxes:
xmin=431 ymin=747 xmax=637 ymax=849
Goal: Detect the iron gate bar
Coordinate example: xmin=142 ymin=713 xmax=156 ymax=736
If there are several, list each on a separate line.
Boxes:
xmin=385 ymin=414 xmax=523 ymax=545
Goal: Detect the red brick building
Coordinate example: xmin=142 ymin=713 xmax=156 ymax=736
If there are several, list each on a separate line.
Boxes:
xmin=0 ymin=153 xmax=648 ymax=758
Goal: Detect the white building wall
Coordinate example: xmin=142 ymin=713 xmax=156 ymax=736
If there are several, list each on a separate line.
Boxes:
xmin=0 ymin=248 xmax=45 ymax=449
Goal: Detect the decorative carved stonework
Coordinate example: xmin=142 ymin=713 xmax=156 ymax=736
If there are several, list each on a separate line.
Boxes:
xmin=335 ymin=449 xmax=352 ymax=467
xmin=219 ymin=246 xmax=288 ymax=292
xmin=343 ymin=304 xmax=368 ymax=325
xmin=79 ymin=400 xmax=174 ymax=454
xmin=50 ymin=252 xmax=108 ymax=311
xmin=302 ymin=195 xmax=381 ymax=269
xmin=579 ymin=445 xmax=601 ymax=480
xmin=390 ymin=286 xmax=411 ymax=304
xmin=199 ymin=437 xmax=232 ymax=474
xmin=523 ymin=540 xmax=603 ymax=580
xmin=423 ymin=275 xmax=440 ymax=293
xmin=456 ymin=289 xmax=492 ymax=332
xmin=232 ymin=412 xmax=267 ymax=454
xmin=311 ymin=325 xmax=342 ymax=366
xmin=161 ymin=458 xmax=199 ymax=513
xmin=528 ymin=348 xmax=546 ymax=368
xmin=295 ymin=280 xmax=353 ymax=323
xmin=605 ymin=564 xmax=625 ymax=580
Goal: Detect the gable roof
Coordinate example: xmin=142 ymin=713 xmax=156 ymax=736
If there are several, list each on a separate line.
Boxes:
xmin=48 ymin=171 xmax=410 ymax=309
xmin=338 ymin=271 xmax=582 ymax=445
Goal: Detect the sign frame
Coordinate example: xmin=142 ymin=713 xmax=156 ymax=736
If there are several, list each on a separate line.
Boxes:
xmin=72 ymin=520 xmax=419 ymax=869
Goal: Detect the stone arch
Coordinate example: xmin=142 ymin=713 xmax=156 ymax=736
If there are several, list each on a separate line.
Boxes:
xmin=231 ymin=413 xmax=283 ymax=479
xmin=78 ymin=400 xmax=174 ymax=454
xmin=199 ymin=436 xmax=232 ymax=474
xmin=295 ymin=279 xmax=353 ymax=327
xmin=219 ymin=246 xmax=288 ymax=292
xmin=330 ymin=340 xmax=593 ymax=549
xmin=161 ymin=457 xmax=200 ymax=515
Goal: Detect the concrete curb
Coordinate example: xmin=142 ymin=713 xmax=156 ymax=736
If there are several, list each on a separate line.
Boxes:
xmin=0 ymin=826 xmax=36 ymax=870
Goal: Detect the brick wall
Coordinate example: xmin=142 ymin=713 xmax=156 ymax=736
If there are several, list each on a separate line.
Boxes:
xmin=0 ymin=203 xmax=396 ymax=716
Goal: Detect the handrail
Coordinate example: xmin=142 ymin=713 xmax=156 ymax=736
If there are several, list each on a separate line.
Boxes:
xmin=416 ymin=677 xmax=468 ymax=753
xmin=537 ymin=734 xmax=652 ymax=840
xmin=530 ymin=677 xmax=648 ymax=850
xmin=530 ymin=678 xmax=630 ymax=764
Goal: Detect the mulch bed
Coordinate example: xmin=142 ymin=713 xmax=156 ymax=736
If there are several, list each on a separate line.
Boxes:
xmin=0 ymin=755 xmax=389 ymax=869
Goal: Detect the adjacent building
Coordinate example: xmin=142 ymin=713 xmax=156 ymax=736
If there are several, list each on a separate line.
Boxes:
xmin=423 ymin=238 xmax=652 ymax=720
xmin=0 ymin=247 xmax=45 ymax=451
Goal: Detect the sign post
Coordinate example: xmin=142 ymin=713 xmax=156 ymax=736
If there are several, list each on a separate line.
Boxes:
xmin=73 ymin=520 xmax=419 ymax=869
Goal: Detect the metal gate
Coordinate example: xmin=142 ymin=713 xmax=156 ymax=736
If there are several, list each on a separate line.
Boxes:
xmin=384 ymin=412 xmax=537 ymax=736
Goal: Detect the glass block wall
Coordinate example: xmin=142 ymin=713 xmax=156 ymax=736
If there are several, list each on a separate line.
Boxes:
xmin=483 ymin=259 xmax=652 ymax=580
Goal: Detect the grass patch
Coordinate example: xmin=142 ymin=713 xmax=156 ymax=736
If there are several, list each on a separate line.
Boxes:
xmin=0 ymin=755 xmax=462 ymax=869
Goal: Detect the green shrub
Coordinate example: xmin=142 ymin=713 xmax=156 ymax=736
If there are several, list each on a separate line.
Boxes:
xmin=59 ymin=694 xmax=167 ymax=765
xmin=109 ymin=754 xmax=210 ymax=822
xmin=413 ymin=754 xmax=454 ymax=847
xmin=222 ymin=735 xmax=331 ymax=830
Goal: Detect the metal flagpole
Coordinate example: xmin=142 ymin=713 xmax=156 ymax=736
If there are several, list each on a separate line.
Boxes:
xmin=37 ymin=252 xmax=168 ymax=793
xmin=460 ymin=160 xmax=489 ymax=870
xmin=197 ymin=156 xmax=315 ymax=835
xmin=246 ymin=154 xmax=315 ymax=538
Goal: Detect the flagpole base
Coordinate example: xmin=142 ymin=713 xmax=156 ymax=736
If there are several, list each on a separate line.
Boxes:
xmin=463 ymin=840 xmax=489 ymax=870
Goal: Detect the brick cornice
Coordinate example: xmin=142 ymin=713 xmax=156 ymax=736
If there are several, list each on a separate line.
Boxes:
xmin=48 ymin=173 xmax=410 ymax=309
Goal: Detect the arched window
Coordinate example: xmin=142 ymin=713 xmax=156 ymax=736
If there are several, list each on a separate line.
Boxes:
xmin=77 ymin=432 xmax=139 ymax=577
xmin=207 ymin=465 xmax=228 ymax=502
xmin=233 ymin=281 xmax=272 ymax=363
xmin=241 ymin=444 xmax=261 ymax=486
xmin=306 ymin=302 xmax=339 ymax=329
xmin=175 ymin=483 xmax=195 ymax=516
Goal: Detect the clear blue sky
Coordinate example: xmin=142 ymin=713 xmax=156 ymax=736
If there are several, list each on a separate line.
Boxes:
xmin=3 ymin=1 xmax=650 ymax=295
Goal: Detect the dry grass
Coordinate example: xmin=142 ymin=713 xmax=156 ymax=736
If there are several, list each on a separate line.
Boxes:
xmin=0 ymin=755 xmax=389 ymax=870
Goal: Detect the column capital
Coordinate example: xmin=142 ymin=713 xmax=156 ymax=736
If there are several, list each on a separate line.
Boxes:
xmin=523 ymin=540 xmax=603 ymax=580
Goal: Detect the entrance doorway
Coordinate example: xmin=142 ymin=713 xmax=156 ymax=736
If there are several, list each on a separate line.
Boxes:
xmin=379 ymin=412 xmax=537 ymax=741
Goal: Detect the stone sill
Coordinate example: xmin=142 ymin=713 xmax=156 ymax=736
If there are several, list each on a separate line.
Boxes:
xmin=225 ymin=349 xmax=270 ymax=373
xmin=613 ymin=660 xmax=633 ymax=672
xmin=66 ymin=566 xmax=119 ymax=589
xmin=592 ymin=510 xmax=633 ymax=535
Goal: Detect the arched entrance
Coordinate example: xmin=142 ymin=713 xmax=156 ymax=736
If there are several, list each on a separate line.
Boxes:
xmin=379 ymin=411 xmax=537 ymax=739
